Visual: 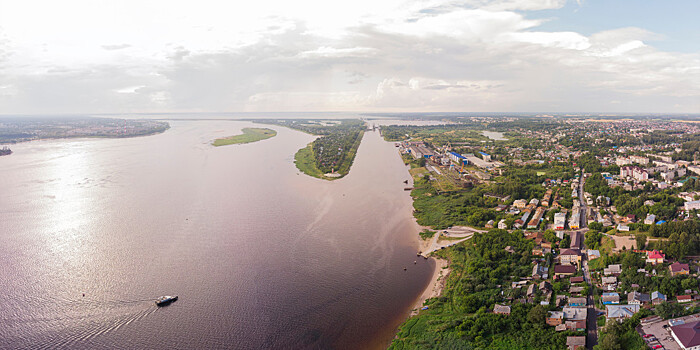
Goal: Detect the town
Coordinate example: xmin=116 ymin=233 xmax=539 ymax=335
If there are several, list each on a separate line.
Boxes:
xmin=387 ymin=116 xmax=700 ymax=350
xmin=0 ymin=117 xmax=170 ymax=144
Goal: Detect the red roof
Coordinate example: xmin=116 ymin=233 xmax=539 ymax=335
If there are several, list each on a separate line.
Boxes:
xmin=570 ymin=276 xmax=584 ymax=283
xmin=554 ymin=265 xmax=577 ymax=274
xmin=647 ymin=250 xmax=665 ymax=260
xmin=671 ymin=320 xmax=700 ymax=348
xmin=678 ymin=295 xmax=692 ymax=301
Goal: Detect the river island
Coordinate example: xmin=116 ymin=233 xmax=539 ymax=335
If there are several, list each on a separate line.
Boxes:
xmin=212 ymin=127 xmax=277 ymax=146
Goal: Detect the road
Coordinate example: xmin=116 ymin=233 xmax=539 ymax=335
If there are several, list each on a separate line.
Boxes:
xmin=419 ymin=226 xmax=484 ymax=257
xmin=578 ymin=172 xmax=598 ymax=349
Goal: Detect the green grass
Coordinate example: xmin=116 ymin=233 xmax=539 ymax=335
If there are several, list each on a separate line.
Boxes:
xmin=212 ymin=128 xmax=276 ymax=146
xmin=294 ymin=143 xmax=326 ymax=179
xmin=419 ymin=229 xmax=436 ymax=240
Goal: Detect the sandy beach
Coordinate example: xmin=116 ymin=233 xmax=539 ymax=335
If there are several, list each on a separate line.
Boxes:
xmin=409 ymin=256 xmax=449 ymax=316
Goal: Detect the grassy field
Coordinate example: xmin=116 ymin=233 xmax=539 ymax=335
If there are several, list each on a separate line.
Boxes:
xmin=212 ymin=128 xmax=276 ymax=146
xmin=294 ymin=143 xmax=337 ymax=180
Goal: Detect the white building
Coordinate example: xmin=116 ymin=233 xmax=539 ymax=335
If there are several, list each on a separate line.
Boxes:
xmin=644 ymin=214 xmax=656 ymax=225
xmin=554 ymin=212 xmax=567 ymax=230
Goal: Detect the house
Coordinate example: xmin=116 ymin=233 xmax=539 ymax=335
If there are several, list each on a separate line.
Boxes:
xmin=644 ymin=214 xmax=656 ymax=225
xmin=498 ymin=219 xmax=508 ymax=230
xmin=563 ymin=306 xmax=587 ymax=320
xmin=554 ymin=212 xmax=567 ymax=230
xmin=559 ymin=249 xmax=582 ymax=266
xmin=547 ymin=311 xmax=564 ymax=326
xmin=617 ymin=224 xmax=630 ymax=232
xmin=604 ymin=264 xmax=622 ymax=276
xmin=554 ymin=264 xmax=576 ymax=276
xmin=565 ymin=320 xmax=586 ymax=331
xmin=628 ymin=291 xmax=650 ymax=305
xmin=651 ymin=291 xmax=666 ymax=305
xmin=539 ymin=281 xmax=552 ymax=292
xmin=555 ymin=295 xmax=567 ymax=307
xmin=485 ymin=220 xmax=495 ymax=228
xmin=566 ymin=336 xmax=586 ymax=350
xmin=493 ymin=304 xmax=511 ymax=315
xmin=532 ymin=263 xmax=548 ymax=279
xmin=606 ymin=304 xmax=640 ymax=321
xmin=532 ymin=246 xmax=551 ymax=256
xmin=646 ymin=250 xmax=666 ymax=265
xmin=527 ymin=284 xmax=536 ymax=297
xmin=513 ymin=199 xmax=528 ymax=208
xmin=678 ymin=295 xmax=693 ymax=303
xmin=568 ymin=297 xmax=587 ymax=307
xmin=570 ymin=286 xmax=585 ymax=294
xmin=670 ymin=262 xmax=690 ymax=276
xmin=670 ymin=320 xmax=700 ymax=350
xmin=601 ymin=292 xmax=620 ymax=305
xmin=570 ymin=276 xmax=584 ymax=284
xmin=504 ymin=246 xmax=516 ymax=254
xmin=587 ymin=249 xmax=601 ymax=260
xmin=602 ymin=276 xmax=617 ymax=285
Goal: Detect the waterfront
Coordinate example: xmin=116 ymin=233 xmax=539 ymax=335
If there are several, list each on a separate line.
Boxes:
xmin=0 ymin=120 xmax=433 ymax=349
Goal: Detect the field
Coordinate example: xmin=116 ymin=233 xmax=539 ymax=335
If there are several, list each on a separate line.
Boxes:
xmin=212 ymin=128 xmax=276 ymax=146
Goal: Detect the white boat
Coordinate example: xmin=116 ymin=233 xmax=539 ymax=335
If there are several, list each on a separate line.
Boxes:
xmin=155 ymin=295 xmax=178 ymax=306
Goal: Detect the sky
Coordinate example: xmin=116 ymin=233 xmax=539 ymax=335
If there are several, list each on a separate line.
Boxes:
xmin=0 ymin=0 xmax=698 ymax=114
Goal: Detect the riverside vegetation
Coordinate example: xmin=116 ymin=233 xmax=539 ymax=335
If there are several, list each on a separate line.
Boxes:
xmin=212 ymin=128 xmax=276 ymax=146
xmin=255 ymin=119 xmax=365 ymax=180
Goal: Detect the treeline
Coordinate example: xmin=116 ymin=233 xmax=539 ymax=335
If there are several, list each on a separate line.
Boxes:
xmin=648 ymin=220 xmax=700 ymax=260
xmin=390 ymin=229 xmax=575 ymax=350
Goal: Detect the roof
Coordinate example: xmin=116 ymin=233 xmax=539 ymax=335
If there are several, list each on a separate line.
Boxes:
xmin=570 ymin=276 xmax=584 ymax=283
xmin=563 ymin=307 xmax=587 ymax=321
xmin=670 ymin=262 xmax=690 ymax=272
xmin=568 ymin=297 xmax=587 ymax=305
xmin=493 ymin=304 xmax=511 ymax=314
xmin=554 ymin=265 xmax=576 ymax=274
xmin=567 ymin=336 xmax=586 ymax=347
xmin=548 ymin=311 xmax=563 ymax=319
xmin=560 ymin=249 xmax=580 ymax=256
xmin=606 ymin=304 xmax=639 ymax=318
xmin=651 ymin=291 xmax=666 ymax=300
xmin=678 ymin=295 xmax=692 ymax=301
xmin=671 ymin=320 xmax=700 ymax=348
xmin=647 ymin=250 xmax=666 ymax=259
xmin=628 ymin=291 xmax=650 ymax=303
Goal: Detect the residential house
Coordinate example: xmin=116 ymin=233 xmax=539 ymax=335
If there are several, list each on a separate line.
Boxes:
xmin=485 ymin=220 xmax=495 ymax=228
xmin=570 ymin=276 xmax=584 ymax=284
xmin=555 ymin=295 xmax=567 ymax=307
xmin=651 ymin=291 xmax=666 ymax=305
xmin=547 ymin=311 xmax=564 ymax=326
xmin=513 ymin=199 xmax=528 ymax=208
xmin=570 ymin=286 xmax=585 ymax=294
xmin=563 ymin=307 xmax=587 ymax=320
xmin=568 ymin=297 xmax=587 ymax=307
xmin=601 ymin=292 xmax=620 ymax=305
xmin=570 ymin=231 xmax=582 ymax=249
xmin=527 ymin=284 xmax=536 ymax=297
xmin=532 ymin=263 xmax=548 ymax=279
xmin=628 ymin=291 xmax=650 ymax=305
xmin=493 ymin=304 xmax=511 ymax=315
xmin=644 ymin=214 xmax=656 ymax=225
xmin=498 ymin=219 xmax=508 ymax=230
xmin=604 ymin=264 xmax=622 ymax=276
xmin=559 ymin=249 xmax=582 ymax=266
xmin=539 ymin=281 xmax=552 ymax=292
xmin=606 ymin=304 xmax=640 ymax=321
xmin=646 ymin=250 xmax=666 ymax=265
xmin=587 ymin=249 xmax=601 ymax=260
xmin=565 ymin=320 xmax=586 ymax=332
xmin=670 ymin=262 xmax=690 ymax=276
xmin=566 ymin=336 xmax=586 ymax=350
xmin=678 ymin=295 xmax=693 ymax=303
xmin=554 ymin=264 xmax=576 ymax=276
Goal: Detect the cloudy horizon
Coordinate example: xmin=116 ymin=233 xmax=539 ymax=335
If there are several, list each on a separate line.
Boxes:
xmin=1 ymin=0 xmax=698 ymax=114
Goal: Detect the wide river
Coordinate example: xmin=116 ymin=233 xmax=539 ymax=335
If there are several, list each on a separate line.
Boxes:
xmin=0 ymin=120 xmax=433 ymax=349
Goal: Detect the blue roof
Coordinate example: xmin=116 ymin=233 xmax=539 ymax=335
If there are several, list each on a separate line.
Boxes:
xmin=657 ymin=220 xmax=667 ymax=224
xmin=449 ymin=151 xmax=465 ymax=159
xmin=479 ymin=152 xmax=490 ymax=156
xmin=602 ymin=292 xmax=619 ymax=296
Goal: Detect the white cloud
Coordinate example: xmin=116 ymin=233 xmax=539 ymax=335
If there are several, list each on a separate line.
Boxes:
xmin=0 ymin=0 xmax=698 ymax=113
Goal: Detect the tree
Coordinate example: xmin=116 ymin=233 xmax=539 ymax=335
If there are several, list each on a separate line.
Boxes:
xmin=527 ymin=305 xmax=547 ymax=326
xmin=636 ymin=234 xmax=647 ymax=250
xmin=655 ymin=302 xmax=683 ymax=319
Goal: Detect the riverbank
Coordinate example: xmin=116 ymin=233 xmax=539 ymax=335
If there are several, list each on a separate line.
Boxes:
xmin=409 ymin=257 xmax=449 ymax=316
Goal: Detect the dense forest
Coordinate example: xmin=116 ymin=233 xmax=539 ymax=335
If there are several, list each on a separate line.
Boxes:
xmin=390 ymin=229 xmax=578 ymax=349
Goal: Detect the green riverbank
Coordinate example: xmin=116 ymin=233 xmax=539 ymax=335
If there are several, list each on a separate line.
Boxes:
xmin=212 ymin=128 xmax=276 ymax=146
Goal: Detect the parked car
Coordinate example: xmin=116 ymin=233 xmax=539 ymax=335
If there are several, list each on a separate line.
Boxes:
xmin=643 ymin=334 xmax=653 ymax=338
xmin=652 ymin=345 xmax=663 ymax=349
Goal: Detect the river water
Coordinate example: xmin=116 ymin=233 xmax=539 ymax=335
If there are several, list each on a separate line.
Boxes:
xmin=0 ymin=120 xmax=433 ymax=349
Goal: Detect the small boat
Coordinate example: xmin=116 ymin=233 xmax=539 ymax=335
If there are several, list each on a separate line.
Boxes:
xmin=156 ymin=295 xmax=178 ymax=306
